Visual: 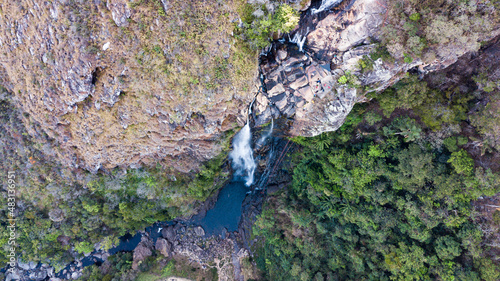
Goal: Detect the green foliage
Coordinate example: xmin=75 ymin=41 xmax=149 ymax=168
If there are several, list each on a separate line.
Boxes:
xmin=364 ymin=111 xmax=383 ymax=125
xmin=337 ymin=71 xmax=360 ymax=88
xmin=457 ymin=136 xmax=468 ymax=146
xmin=448 ymin=149 xmax=475 ymax=175
xmin=237 ymin=3 xmax=299 ymax=49
xmin=473 ymin=73 xmax=498 ymax=93
xmin=376 ymin=74 xmax=429 ymax=116
xmin=380 ymin=0 xmax=498 ymax=62
xmin=383 ymin=117 xmax=422 ymax=142
xmin=74 ymin=241 xmax=94 ymax=255
xmin=161 ymin=260 xmax=176 ymax=276
xmin=357 ymin=55 xmax=374 ymax=72
xmin=409 ymin=13 xmax=421 ymax=21
xmin=493 ymin=210 xmax=500 ymax=224
xmin=375 ymin=73 xmax=473 ymax=130
xmin=403 ymin=53 xmax=413 ymax=63
xmin=337 ymin=75 xmax=348 ymax=84
xmin=471 ymin=91 xmax=500 ymax=151
xmin=253 ymin=114 xmax=500 ymax=281
xmin=443 ymin=137 xmax=458 ymax=152
xmin=370 ymin=44 xmax=394 ymax=63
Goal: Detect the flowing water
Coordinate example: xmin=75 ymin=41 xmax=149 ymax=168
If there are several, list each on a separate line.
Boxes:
xmin=229 ymin=123 xmax=256 ymax=186
xmin=312 ymin=0 xmax=344 ymax=14
xmin=290 ymin=31 xmax=308 ymax=52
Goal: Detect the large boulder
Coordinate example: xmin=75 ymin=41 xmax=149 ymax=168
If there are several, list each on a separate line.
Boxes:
xmin=155 ymin=238 xmax=172 ymax=257
xmin=132 ymin=243 xmax=152 ymax=270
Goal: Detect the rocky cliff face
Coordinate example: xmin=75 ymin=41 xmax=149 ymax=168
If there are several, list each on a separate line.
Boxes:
xmin=0 ymin=0 xmax=256 ymax=174
xmin=253 ymin=0 xmax=500 ymax=137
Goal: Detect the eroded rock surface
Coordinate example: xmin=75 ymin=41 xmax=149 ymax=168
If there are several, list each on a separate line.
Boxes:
xmin=253 ymin=0 xmax=499 ymax=137
xmin=0 ymin=0 xmax=256 ymax=174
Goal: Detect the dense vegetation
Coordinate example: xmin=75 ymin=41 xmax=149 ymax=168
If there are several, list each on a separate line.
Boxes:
xmin=381 ymin=0 xmax=498 ymax=62
xmin=236 ymin=2 xmax=300 ymax=49
xmin=253 ymin=67 xmax=500 ymax=280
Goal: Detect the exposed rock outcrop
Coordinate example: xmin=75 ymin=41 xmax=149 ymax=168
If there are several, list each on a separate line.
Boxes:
xmin=132 ymin=236 xmax=154 ymax=270
xmin=1 ymin=0 xmax=498 ymax=171
xmin=155 ymin=238 xmax=172 ymax=257
xmin=253 ymin=0 xmax=500 ymax=137
xmin=0 ymin=0 xmax=256 ymax=174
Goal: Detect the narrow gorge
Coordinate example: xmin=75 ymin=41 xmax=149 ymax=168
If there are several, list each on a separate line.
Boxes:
xmin=1 ymin=0 xmax=500 ymax=280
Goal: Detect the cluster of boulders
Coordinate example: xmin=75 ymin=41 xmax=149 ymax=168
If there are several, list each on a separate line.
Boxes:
xmin=131 ymin=223 xmax=232 ymax=269
xmin=5 ymin=262 xmax=56 ymax=281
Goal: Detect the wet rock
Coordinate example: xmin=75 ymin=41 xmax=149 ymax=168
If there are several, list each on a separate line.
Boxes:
xmin=267 ymin=83 xmax=285 ymax=97
xmin=155 ymin=238 xmax=172 ymax=257
xmin=132 ymin=243 xmax=153 ymax=270
xmin=29 ymin=270 xmax=47 ymax=281
xmin=277 ymin=48 xmax=288 ymax=61
xmin=289 ymin=74 xmax=308 ymax=90
xmin=71 ymin=271 xmax=81 ymax=279
xmin=18 ymin=262 xmax=30 ymax=271
xmin=6 ymin=271 xmax=20 ymax=281
xmin=194 ymin=226 xmax=205 ymax=237
xmin=161 ymin=225 xmax=176 ymax=241
xmin=47 ymin=267 xmax=54 ymax=277
xmin=271 ymin=93 xmax=288 ymax=111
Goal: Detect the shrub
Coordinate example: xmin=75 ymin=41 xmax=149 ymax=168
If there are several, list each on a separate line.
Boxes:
xmin=239 ymin=4 xmax=299 ymax=49
xmin=448 ymin=149 xmax=474 ymax=175
xmin=364 ymin=111 xmax=383 ymax=125
xmin=75 ymin=241 xmax=94 ymax=255
xmin=409 ymin=13 xmax=421 ymax=21
xmin=443 ymin=137 xmax=458 ymax=152
xmin=338 ymin=75 xmax=348 ymax=84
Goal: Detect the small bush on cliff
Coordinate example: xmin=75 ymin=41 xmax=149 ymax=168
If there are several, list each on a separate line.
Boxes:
xmin=237 ymin=3 xmax=299 ymax=49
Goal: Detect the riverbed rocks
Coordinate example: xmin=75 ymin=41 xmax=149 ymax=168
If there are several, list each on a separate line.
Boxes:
xmin=155 ymin=238 xmax=173 ymax=257
xmin=254 ymin=47 xmax=355 ymax=137
xmin=6 ymin=262 xmax=56 ymax=281
xmin=132 ymin=236 xmax=154 ymax=270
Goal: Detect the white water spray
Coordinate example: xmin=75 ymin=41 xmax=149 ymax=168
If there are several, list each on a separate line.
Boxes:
xmin=256 ymin=119 xmax=274 ymax=148
xmin=229 ymin=101 xmax=256 ymax=186
xmin=290 ymin=27 xmax=309 ymax=52
xmin=312 ymin=0 xmax=343 ymax=14
xmin=290 ymin=33 xmax=307 ymax=52
xmin=230 ymin=123 xmax=256 ymax=186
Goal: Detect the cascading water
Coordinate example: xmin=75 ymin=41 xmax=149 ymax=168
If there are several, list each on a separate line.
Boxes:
xmin=290 ymin=33 xmax=307 ymax=52
xmin=229 ymin=101 xmax=257 ymax=186
xmin=289 ymin=27 xmax=309 ymax=52
xmin=312 ymin=0 xmax=343 ymax=14
xmin=255 ymin=119 xmax=274 ymax=149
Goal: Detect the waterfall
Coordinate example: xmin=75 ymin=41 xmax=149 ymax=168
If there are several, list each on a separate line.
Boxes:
xmin=230 ymin=123 xmax=256 ymax=186
xmin=289 ymin=27 xmax=309 ymax=52
xmin=229 ymin=101 xmax=256 ymax=186
xmin=311 ymin=0 xmax=343 ymax=14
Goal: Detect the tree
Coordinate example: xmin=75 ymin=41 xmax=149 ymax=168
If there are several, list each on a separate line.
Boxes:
xmin=448 ymin=149 xmax=474 ymax=176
